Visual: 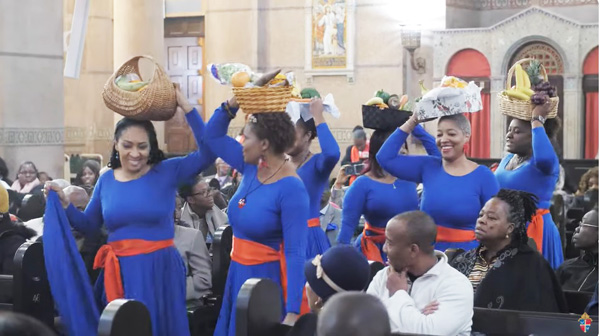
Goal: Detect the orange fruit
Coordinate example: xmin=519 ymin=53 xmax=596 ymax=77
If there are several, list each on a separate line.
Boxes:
xmin=231 ymin=71 xmax=251 ymax=88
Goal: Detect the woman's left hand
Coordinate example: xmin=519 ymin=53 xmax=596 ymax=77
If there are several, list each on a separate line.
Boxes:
xmin=282 ymin=312 xmax=299 ymax=326
xmin=174 ymin=84 xmax=194 ymax=113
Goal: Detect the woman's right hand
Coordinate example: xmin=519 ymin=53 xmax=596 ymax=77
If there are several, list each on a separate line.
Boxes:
xmin=334 ymin=165 xmax=350 ymax=189
xmin=400 ymin=112 xmax=420 ymax=133
xmin=44 ymin=182 xmax=69 ymax=209
xmin=174 ymin=84 xmax=194 ymax=113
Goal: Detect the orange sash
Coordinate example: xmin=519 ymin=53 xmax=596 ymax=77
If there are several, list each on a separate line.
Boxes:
xmin=230 ymin=236 xmax=287 ymax=302
xmin=349 ymin=144 xmax=369 ymax=185
xmin=308 ymin=218 xmax=321 ymax=228
xmin=527 ymin=209 xmax=549 ymax=254
xmin=436 ymin=226 xmax=476 ymax=243
xmin=93 ymin=238 xmax=174 ymax=303
xmin=359 ymin=222 xmax=386 ymax=263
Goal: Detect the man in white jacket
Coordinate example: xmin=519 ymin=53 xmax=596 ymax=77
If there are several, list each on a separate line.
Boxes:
xmin=367 ymin=211 xmax=473 ymax=336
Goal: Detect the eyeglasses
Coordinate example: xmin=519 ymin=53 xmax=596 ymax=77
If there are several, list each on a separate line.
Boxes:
xmin=578 ymin=222 xmax=598 ymax=229
xmin=192 ymin=188 xmax=215 ymax=197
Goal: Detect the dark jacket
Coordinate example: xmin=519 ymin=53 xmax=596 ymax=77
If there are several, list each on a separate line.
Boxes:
xmin=556 ymin=252 xmax=598 ymax=292
xmin=451 ymin=243 xmax=568 ymax=313
xmin=0 ymin=216 xmax=36 ymax=275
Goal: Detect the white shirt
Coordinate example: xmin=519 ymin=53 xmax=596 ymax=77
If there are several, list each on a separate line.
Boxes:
xmin=367 ymin=251 xmax=473 ymax=336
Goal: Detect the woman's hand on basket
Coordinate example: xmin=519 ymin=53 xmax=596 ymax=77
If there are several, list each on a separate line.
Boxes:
xmin=174 ymin=84 xmax=194 ymax=114
xmin=44 ymin=182 xmax=69 ymax=209
xmin=400 ymin=111 xmax=420 ymax=133
xmin=532 ymin=99 xmax=551 ymax=119
xmin=310 ymin=97 xmax=325 ymax=125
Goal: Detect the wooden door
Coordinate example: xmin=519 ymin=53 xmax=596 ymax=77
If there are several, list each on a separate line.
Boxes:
xmin=164 ymin=37 xmax=204 ymax=154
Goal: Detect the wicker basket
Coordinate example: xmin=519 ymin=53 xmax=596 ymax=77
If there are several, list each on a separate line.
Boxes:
xmin=232 ymin=86 xmax=293 ymax=114
xmin=498 ymin=58 xmax=559 ymax=121
xmin=362 ymin=105 xmax=411 ymax=131
xmin=102 ymin=56 xmax=177 ymax=121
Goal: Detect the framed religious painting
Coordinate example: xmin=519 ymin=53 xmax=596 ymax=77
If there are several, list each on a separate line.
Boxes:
xmin=304 ymin=0 xmax=356 ymax=83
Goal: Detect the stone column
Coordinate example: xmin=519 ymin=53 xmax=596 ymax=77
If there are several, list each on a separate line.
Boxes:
xmin=562 ymin=74 xmax=582 ymax=159
xmin=489 ymin=76 xmax=507 ymax=158
xmin=113 ymin=0 xmax=166 ymax=148
xmin=0 ymin=0 xmax=65 ymax=178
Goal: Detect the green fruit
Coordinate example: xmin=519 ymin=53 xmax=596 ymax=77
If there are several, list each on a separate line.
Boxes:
xmin=300 ymin=88 xmax=321 ymax=99
xmin=375 ymin=89 xmax=391 ymax=104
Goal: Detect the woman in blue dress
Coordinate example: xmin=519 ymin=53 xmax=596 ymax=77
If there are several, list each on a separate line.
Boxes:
xmin=377 ymin=113 xmax=499 ymax=251
xmin=44 ymin=88 xmax=209 ymax=336
xmin=337 ymin=125 xmax=439 ymax=262
xmin=494 ymin=101 xmax=564 ymax=269
xmin=286 ymin=98 xmax=340 ymax=259
xmin=206 ymin=97 xmax=309 ymax=336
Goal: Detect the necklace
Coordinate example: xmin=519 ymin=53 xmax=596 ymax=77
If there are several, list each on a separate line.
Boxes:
xmin=238 ymin=158 xmax=289 ymax=209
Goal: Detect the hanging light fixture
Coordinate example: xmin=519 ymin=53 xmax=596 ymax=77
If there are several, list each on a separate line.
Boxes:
xmin=400 ymin=25 xmax=426 ymax=74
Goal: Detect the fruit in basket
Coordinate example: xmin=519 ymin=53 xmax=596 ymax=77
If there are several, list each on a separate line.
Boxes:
xmin=301 ymin=88 xmax=321 ymax=99
xmin=441 ymin=76 xmax=467 ymax=89
xmin=398 ymin=95 xmax=409 ymax=110
xmin=115 ymin=75 xmax=148 ymax=92
xmin=365 ymin=97 xmax=384 ymax=106
xmin=515 ymin=64 xmax=531 ymax=89
xmin=517 ymin=87 xmax=535 ymax=97
xmin=375 ymin=90 xmax=391 ymax=104
xmin=533 ymin=81 xmax=557 ymax=98
xmin=503 ymin=89 xmax=530 ymax=101
xmin=531 ymin=92 xmax=549 ymax=105
xmin=231 ymin=71 xmax=251 ymax=87
xmin=268 ymin=73 xmax=288 ymax=87
xmin=526 ymin=59 xmax=544 ymax=86
xmin=387 ymin=95 xmax=400 ymax=109
xmin=254 ymin=69 xmax=281 ymax=87
xmin=419 ymin=80 xmax=429 ymax=95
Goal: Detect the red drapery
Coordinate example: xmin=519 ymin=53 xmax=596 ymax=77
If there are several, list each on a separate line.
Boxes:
xmin=447 ymin=49 xmax=491 ymax=158
xmin=583 ymin=47 xmax=598 ymax=159
xmin=585 ymin=92 xmax=599 ymax=159
xmin=464 ymin=93 xmax=491 ymax=158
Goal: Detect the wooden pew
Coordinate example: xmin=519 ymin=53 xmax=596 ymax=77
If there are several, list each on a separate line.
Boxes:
xmin=472 ymin=307 xmax=599 ymax=336
xmin=98 ymin=299 xmax=152 ymax=336
xmin=0 ymin=242 xmax=54 ymax=327
xmin=564 ymin=290 xmax=594 ymax=315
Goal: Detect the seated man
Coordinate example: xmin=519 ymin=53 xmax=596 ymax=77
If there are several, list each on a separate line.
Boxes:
xmin=557 ymin=207 xmax=598 ymax=292
xmin=179 ymin=176 xmax=228 ymax=244
xmin=174 ymin=196 xmax=211 ymax=301
xmin=319 ymin=190 xmax=341 ymax=245
xmin=317 ymin=292 xmax=391 ymax=336
xmin=367 ymin=211 xmax=473 ymax=336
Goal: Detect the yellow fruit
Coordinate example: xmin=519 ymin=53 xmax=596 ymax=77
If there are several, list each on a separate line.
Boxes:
xmin=231 ymin=71 xmax=251 ymax=88
xmin=504 ymin=89 xmax=530 ymax=101
xmin=365 ymin=97 xmax=384 ymax=106
xmin=515 ymin=64 xmax=525 ymax=89
xmin=517 ymin=87 xmax=534 ymax=97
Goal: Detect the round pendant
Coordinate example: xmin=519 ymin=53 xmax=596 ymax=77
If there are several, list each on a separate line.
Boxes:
xmin=238 ymin=198 xmax=246 ymax=208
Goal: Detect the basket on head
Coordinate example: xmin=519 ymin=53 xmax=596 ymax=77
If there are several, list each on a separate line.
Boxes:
xmin=102 ymin=56 xmax=177 ymax=121
xmin=498 ymin=58 xmax=559 ymax=121
xmin=232 ymin=86 xmax=293 ymax=114
xmin=362 ymin=105 xmax=411 ymax=131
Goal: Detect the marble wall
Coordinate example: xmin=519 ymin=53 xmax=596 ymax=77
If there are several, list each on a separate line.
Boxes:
xmin=0 ymin=0 xmax=65 ymax=178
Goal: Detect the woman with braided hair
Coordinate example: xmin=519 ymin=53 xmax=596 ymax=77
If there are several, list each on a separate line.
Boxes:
xmin=450 ymin=189 xmax=568 ymax=313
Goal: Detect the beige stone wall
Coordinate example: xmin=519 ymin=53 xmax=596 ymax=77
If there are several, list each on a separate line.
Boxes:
xmin=0 ymin=0 xmax=65 ymax=178
xmin=63 ymin=0 xmax=115 ymax=162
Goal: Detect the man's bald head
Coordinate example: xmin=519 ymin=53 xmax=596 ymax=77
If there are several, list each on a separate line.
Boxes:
xmin=317 ymin=292 xmax=390 ymax=336
xmin=64 ymin=186 xmax=90 ymax=211
xmin=389 ymin=211 xmax=437 ymax=254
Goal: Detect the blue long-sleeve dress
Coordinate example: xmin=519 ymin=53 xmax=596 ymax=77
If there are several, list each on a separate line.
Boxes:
xmin=377 ymin=128 xmax=499 ymax=251
xmin=298 ymin=123 xmax=340 ymax=258
xmin=206 ymin=104 xmax=309 ymax=336
xmin=45 ymin=109 xmax=210 ymax=336
xmin=495 ymin=127 xmax=564 ymax=269
xmin=337 ymin=125 xmax=440 ymax=261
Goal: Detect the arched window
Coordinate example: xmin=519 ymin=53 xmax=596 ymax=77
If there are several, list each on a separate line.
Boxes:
xmin=447 ymin=49 xmax=491 ymax=158
xmin=583 ymin=46 xmax=598 ymax=159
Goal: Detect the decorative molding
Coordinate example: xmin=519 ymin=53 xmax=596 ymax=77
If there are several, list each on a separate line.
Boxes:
xmin=0 ymin=128 xmax=64 ymax=146
xmin=446 ymin=0 xmax=531 ymax=10
xmin=564 ymin=75 xmax=580 ymax=91
xmin=540 ymin=0 xmax=598 ymax=6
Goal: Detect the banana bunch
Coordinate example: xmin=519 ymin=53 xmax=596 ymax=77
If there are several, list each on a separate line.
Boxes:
xmin=441 ymin=76 xmax=467 ymax=89
xmin=503 ymin=64 xmax=534 ymax=101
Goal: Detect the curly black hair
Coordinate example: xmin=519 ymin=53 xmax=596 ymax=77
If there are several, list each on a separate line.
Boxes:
xmin=108 ymin=118 xmax=166 ymax=169
xmin=247 ymin=113 xmax=295 ymax=155
xmin=494 ymin=188 xmax=539 ymax=247
xmin=296 ymin=117 xmax=317 ymax=141
xmin=363 ymin=129 xmax=393 ymax=179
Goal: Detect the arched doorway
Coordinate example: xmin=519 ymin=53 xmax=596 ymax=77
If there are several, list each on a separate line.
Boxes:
xmin=509 ymin=42 xmax=564 ymax=158
xmin=583 ymin=46 xmax=598 ymax=159
xmin=447 ymin=49 xmax=491 ymax=158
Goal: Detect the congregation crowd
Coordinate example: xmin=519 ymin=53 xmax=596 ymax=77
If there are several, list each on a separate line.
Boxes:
xmin=0 ymin=85 xmax=598 ymax=336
